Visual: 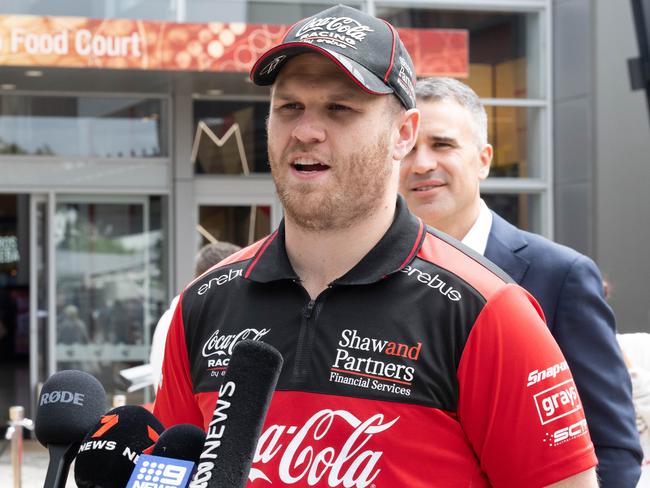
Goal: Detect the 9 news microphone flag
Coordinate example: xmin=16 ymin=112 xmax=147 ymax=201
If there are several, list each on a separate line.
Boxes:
xmin=34 ymin=370 xmax=107 ymax=488
xmin=124 ymin=424 xmax=207 ymax=488
xmin=190 ymin=339 xmax=283 ymax=488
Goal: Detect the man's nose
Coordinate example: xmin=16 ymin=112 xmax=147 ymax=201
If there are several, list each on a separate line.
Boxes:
xmin=291 ymin=111 xmax=326 ymax=144
xmin=408 ymin=147 xmax=438 ymax=174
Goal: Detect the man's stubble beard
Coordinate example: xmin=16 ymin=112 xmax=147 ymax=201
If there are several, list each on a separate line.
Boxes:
xmin=269 ymin=133 xmax=394 ymax=232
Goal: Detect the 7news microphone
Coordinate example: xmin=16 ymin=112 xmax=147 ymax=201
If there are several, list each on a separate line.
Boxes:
xmin=34 ymin=369 xmax=107 ymax=488
xmin=74 ymin=404 xmax=165 ymax=488
xmin=190 ymin=339 xmax=283 ymax=488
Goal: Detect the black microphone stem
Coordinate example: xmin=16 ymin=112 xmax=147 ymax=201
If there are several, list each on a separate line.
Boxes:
xmin=43 ymin=443 xmax=78 ymax=488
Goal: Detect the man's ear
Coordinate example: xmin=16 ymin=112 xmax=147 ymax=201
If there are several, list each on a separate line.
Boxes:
xmin=478 ymin=143 xmax=493 ymax=180
xmin=393 ymin=108 xmax=420 ymax=162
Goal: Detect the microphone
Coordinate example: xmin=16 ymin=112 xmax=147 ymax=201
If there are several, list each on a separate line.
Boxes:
xmin=190 ymin=339 xmax=283 ymax=488
xmin=74 ymin=404 xmax=165 ymax=488
xmin=152 ymin=423 xmax=207 ymax=463
xmin=123 ymin=424 xmax=207 ymax=488
xmin=34 ymin=369 xmax=107 ymax=488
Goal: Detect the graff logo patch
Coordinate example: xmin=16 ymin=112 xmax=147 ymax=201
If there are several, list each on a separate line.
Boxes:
xmin=294 ymin=16 xmax=373 ymax=49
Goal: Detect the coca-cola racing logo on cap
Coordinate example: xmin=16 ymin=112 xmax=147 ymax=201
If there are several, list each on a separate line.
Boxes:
xmin=294 ymin=16 xmax=374 ymax=50
xmin=249 ymin=409 xmax=399 ymax=486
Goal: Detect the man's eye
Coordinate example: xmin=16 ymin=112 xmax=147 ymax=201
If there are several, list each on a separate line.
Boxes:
xmin=279 ymin=103 xmax=301 ymax=110
xmin=329 ymin=103 xmax=350 ymax=112
xmin=433 ymin=142 xmax=451 ymax=149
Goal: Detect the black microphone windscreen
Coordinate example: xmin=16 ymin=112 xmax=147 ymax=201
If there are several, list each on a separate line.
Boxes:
xmin=152 ymin=423 xmax=206 ymax=463
xmin=74 ymin=405 xmax=165 ymax=488
xmin=35 ymin=369 xmax=107 ymax=447
xmin=192 ymin=339 xmax=283 ymax=488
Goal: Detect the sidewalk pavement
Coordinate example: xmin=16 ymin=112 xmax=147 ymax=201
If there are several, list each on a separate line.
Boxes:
xmin=0 ymin=439 xmax=76 ymax=487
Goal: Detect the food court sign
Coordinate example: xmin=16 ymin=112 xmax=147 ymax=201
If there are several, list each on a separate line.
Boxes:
xmin=0 ymin=14 xmax=468 ymax=77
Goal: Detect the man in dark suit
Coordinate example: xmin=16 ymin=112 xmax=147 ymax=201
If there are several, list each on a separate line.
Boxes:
xmin=399 ymin=77 xmax=642 ymax=487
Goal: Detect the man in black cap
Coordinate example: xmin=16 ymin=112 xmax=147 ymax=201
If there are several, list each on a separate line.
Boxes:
xmin=154 ymin=6 xmax=597 ymax=486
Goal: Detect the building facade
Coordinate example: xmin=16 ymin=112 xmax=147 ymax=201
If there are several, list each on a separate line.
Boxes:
xmin=2 ymin=0 xmax=645 ymax=420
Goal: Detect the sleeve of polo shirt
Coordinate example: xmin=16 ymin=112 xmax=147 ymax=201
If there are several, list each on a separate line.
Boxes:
xmin=153 ymin=292 xmax=204 ymax=429
xmin=456 ymin=283 xmax=597 ymax=488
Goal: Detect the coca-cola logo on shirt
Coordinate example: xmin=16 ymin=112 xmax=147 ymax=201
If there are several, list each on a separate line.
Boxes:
xmin=201 ymin=328 xmax=270 ymax=357
xmin=249 ymin=409 xmax=399 ymax=487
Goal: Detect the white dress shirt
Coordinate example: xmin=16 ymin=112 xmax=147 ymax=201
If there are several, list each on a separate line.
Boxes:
xmin=460 ymin=199 xmax=493 ymax=255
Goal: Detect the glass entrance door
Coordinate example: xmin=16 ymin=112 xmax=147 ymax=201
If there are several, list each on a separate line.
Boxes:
xmin=53 ymin=196 xmax=157 ymax=404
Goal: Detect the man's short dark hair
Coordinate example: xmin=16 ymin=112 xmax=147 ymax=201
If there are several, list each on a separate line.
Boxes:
xmin=195 ymin=241 xmax=241 ymax=277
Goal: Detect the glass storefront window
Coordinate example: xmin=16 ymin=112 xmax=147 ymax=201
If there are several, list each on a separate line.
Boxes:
xmin=198 ymin=204 xmax=271 ymax=247
xmin=486 ymin=106 xmax=542 ymax=178
xmin=54 ymin=196 xmax=168 ymax=403
xmin=0 ymin=0 xmax=174 ymax=21
xmin=0 ymin=95 xmax=168 ymax=158
xmin=193 ymin=99 xmax=269 ymax=174
xmin=377 ymin=7 xmax=542 ymax=99
xmin=186 ymin=1 xmax=362 ymax=23
xmin=482 ymin=193 xmax=541 ymax=232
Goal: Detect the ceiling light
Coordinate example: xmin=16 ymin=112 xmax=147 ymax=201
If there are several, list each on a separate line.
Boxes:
xmin=25 ymin=70 xmax=43 ymax=77
xmin=1 ymin=83 xmax=16 ymax=90
xmin=206 ymin=89 xmax=224 ymax=96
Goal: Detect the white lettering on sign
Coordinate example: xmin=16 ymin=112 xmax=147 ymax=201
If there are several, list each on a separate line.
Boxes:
xmin=7 ymin=28 xmax=142 ymax=58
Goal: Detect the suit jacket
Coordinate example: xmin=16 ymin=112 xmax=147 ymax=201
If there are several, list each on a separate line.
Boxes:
xmin=485 ymin=211 xmax=642 ymax=487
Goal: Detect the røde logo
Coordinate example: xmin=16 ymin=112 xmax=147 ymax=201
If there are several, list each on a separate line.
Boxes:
xmin=249 ymin=409 xmax=398 ymax=487
xmin=533 ymin=379 xmax=582 ymax=425
xmin=40 ymin=390 xmax=85 ymax=406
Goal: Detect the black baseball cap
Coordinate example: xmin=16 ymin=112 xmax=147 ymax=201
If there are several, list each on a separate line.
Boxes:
xmin=250 ymin=4 xmax=416 ymax=110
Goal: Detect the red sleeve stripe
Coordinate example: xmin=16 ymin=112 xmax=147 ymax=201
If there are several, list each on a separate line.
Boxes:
xmin=418 ymin=233 xmax=506 ymax=300
xmin=398 ymin=219 xmax=425 ymax=270
xmin=245 ymin=229 xmax=279 ymax=279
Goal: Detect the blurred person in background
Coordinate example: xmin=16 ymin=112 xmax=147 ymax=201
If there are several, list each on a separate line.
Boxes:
xmin=399 ymin=76 xmax=642 ymax=486
xmin=618 ymin=332 xmax=650 ymax=486
xmin=149 ymin=240 xmax=240 ymax=391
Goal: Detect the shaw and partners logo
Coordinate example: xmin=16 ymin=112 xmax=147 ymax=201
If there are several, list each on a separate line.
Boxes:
xmin=328 ymin=329 xmax=420 ymax=397
xmin=249 ymin=409 xmax=399 ymax=487
xmin=533 ymin=379 xmax=582 ymax=425
xmin=294 ymin=16 xmax=373 ymax=49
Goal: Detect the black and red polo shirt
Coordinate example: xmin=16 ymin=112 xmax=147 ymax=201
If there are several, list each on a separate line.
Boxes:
xmin=154 ymin=197 xmax=596 ymax=487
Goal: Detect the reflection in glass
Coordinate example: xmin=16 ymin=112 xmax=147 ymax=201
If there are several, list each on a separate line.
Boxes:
xmin=482 ymin=193 xmax=540 ymax=232
xmin=0 ymin=95 xmax=167 ymax=158
xmin=54 ymin=197 xmax=167 ymax=404
xmin=193 ymin=99 xmax=269 ymax=174
xmin=199 ymin=205 xmax=271 ymax=248
xmin=486 ymin=106 xmax=540 ymax=178
xmin=378 ymin=7 xmax=537 ymax=99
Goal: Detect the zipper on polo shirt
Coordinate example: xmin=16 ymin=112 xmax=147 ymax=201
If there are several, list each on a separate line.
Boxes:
xmin=291 ymin=286 xmax=331 ymax=385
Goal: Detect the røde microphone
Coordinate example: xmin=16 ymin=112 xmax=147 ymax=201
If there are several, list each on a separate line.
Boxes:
xmin=34 ymin=369 xmax=107 ymax=488
xmin=74 ymin=404 xmax=165 ymax=488
xmin=152 ymin=423 xmax=207 ymax=463
xmin=190 ymin=339 xmax=283 ymax=488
